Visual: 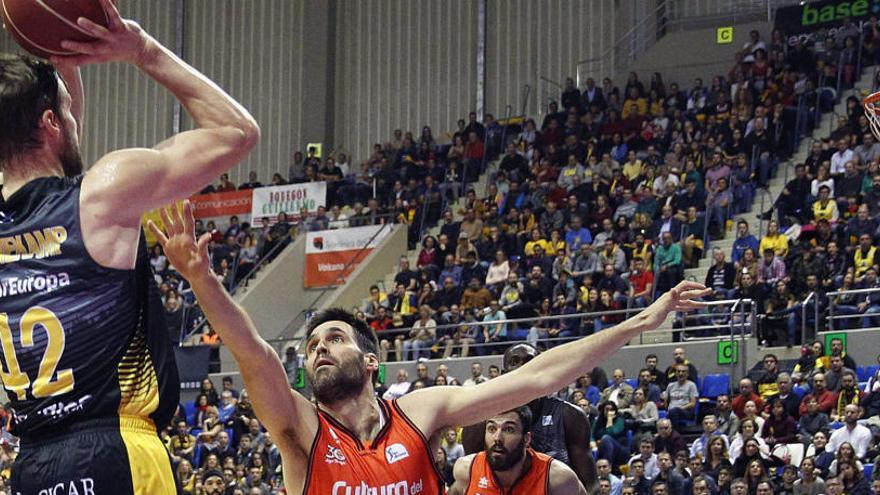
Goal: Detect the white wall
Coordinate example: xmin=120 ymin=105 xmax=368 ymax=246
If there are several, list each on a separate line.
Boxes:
xmin=486 ymin=0 xmax=620 ymax=117
xmin=333 ymin=0 xmax=479 ymax=156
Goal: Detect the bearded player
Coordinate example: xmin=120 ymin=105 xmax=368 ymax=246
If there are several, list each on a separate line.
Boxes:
xmin=448 ymin=407 xmax=586 ymax=495
xmin=0 ymin=0 xmax=259 ymax=493
xmin=149 ymin=203 xmax=709 ymax=495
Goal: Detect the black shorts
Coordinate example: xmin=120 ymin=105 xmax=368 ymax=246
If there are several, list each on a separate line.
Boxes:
xmin=11 ymin=416 xmax=179 ymax=495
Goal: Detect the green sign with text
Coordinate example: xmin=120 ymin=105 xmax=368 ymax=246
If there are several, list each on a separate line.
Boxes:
xmin=717 ymin=341 xmax=739 ymax=365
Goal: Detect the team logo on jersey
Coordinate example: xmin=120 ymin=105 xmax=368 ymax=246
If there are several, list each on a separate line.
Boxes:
xmin=385 ymin=443 xmax=410 ymax=464
xmin=478 ymin=476 xmax=490 ymax=488
xmin=542 ymin=415 xmax=553 ymax=426
xmin=324 ymin=444 xmax=347 ymax=465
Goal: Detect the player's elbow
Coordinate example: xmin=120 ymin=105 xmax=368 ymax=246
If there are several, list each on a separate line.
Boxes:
xmin=235 ymin=118 xmax=261 ymax=151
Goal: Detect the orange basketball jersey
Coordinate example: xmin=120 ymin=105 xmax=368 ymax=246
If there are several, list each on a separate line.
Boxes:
xmin=304 ymin=398 xmax=444 ymax=495
xmin=465 ymin=449 xmax=552 ymax=495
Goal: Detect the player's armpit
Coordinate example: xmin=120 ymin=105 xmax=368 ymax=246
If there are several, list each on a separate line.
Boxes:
xmin=562 ymin=404 xmax=597 ymax=493
xmin=548 ymin=461 xmax=587 ymax=495
xmin=446 ymin=455 xmax=474 ymax=495
xmin=82 ymin=125 xmax=257 ymax=227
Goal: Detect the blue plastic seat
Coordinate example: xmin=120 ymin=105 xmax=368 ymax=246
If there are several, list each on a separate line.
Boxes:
xmin=626 ymin=378 xmax=639 ymax=389
xmin=183 ymin=401 xmax=197 ymax=425
xmin=857 ymin=365 xmax=879 ymax=382
xmin=700 ymin=374 xmax=730 ymax=400
xmin=864 ymin=464 xmax=873 ymax=480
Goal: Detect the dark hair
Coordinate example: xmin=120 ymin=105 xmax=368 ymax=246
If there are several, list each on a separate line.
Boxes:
xmin=0 ymin=54 xmax=61 ymax=167
xmin=304 ymin=308 xmax=379 ymax=357
xmin=509 ymin=405 xmax=534 ymax=434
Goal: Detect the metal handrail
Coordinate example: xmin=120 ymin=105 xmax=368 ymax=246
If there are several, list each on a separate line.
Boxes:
xmin=826 ymin=287 xmax=880 ymax=297
xmin=825 ymin=286 xmax=880 ymax=331
xmin=521 ymin=84 xmax=532 ymax=117
xmin=539 ymin=76 xmax=562 ymax=89
xmin=801 ymin=291 xmax=815 ymax=344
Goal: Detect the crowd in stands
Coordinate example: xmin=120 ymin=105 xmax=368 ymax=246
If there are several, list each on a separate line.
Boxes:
xmin=355 ymin=24 xmax=880 ymax=359
xmin=377 ymin=344 xmax=880 ymax=495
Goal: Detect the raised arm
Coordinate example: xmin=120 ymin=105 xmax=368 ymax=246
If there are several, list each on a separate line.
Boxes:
xmin=59 ymin=0 xmax=259 ymax=225
xmin=147 ymin=202 xmax=317 ymax=458
xmin=398 ymin=281 xmax=709 ymax=436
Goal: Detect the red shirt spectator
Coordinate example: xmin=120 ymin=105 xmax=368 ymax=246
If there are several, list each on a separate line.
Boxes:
xmin=731 ymin=378 xmax=763 ymax=419
xmin=369 ymin=315 xmax=394 ymax=333
xmin=629 ymin=269 xmax=654 ymax=296
xmin=464 ymin=134 xmax=484 ymax=160
xmin=797 ymin=374 xmax=837 ymax=416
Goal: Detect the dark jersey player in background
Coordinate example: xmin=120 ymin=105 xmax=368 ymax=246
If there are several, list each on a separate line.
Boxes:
xmin=0 ymin=0 xmax=260 ymax=493
xmin=461 ymin=344 xmax=597 ymax=491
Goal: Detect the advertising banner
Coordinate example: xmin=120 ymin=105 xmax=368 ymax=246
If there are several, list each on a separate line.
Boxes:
xmin=775 ymin=0 xmax=872 ymax=45
xmin=251 ymin=182 xmax=327 ymax=223
xmin=189 ymin=189 xmax=253 ymax=219
xmin=304 ymin=225 xmax=390 ymax=288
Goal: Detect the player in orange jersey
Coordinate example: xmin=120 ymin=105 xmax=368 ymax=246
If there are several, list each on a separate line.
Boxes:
xmin=448 ymin=406 xmax=586 ymax=495
xmin=148 ymin=202 xmax=710 ymax=495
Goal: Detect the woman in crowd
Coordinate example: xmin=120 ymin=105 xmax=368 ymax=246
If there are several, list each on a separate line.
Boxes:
xmin=702 ymin=435 xmax=733 ymax=481
xmin=592 ymin=401 xmax=629 ymax=466
xmin=176 ymin=459 xmax=196 ymax=495
xmin=732 ymin=437 xmax=769 ymax=478
xmin=827 ymin=442 xmax=863 ymax=478
xmin=485 ymin=250 xmax=511 ymax=293
xmin=417 ymin=235 xmax=439 ymax=269
xmin=623 ymin=387 xmax=658 ymax=446
xmin=793 ymin=457 xmax=826 ymax=495
xmin=743 ymin=458 xmax=771 ymax=495
xmin=762 ymin=399 xmax=797 ymax=449
xmin=838 ymin=460 xmax=871 ymax=495
xmin=742 ymin=400 xmax=765 ymax=437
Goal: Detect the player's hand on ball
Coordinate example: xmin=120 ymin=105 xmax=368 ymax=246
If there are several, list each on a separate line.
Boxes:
xmin=147 ymin=201 xmax=213 ymax=282
xmin=50 ymin=0 xmax=150 ymax=67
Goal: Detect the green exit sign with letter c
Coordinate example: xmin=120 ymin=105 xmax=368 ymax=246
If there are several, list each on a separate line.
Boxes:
xmin=717 ymin=26 xmax=734 ymax=44
xmin=717 ymin=340 xmax=738 ymax=365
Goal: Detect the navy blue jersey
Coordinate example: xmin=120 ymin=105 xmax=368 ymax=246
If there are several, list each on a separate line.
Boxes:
xmin=0 ymin=176 xmax=178 ymax=439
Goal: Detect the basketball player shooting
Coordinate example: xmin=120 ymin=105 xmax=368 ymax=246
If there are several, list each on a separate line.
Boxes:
xmin=149 ymin=202 xmax=710 ymax=495
xmin=0 ymin=0 xmax=259 ymax=493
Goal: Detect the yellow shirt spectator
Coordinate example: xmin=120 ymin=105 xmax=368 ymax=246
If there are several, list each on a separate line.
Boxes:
xmin=622 ymin=97 xmax=647 ymax=118
xmin=524 ymin=239 xmax=551 ymax=256
xmin=622 ymin=158 xmax=644 ymax=181
xmin=760 ymin=233 xmax=789 ymax=257
xmin=812 ymin=199 xmax=838 ymax=222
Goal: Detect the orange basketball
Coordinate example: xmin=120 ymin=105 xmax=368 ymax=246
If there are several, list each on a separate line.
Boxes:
xmin=0 ymin=0 xmax=109 ymax=59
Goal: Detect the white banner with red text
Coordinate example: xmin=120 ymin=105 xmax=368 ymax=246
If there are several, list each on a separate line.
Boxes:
xmin=304 ymin=225 xmax=390 ymax=288
xmin=251 ymin=182 xmax=327 ymax=223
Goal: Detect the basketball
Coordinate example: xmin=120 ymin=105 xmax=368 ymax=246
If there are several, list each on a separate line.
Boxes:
xmin=0 ymin=0 xmax=109 ymax=59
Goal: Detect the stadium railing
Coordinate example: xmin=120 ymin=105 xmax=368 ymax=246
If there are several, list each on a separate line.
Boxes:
xmin=825 ymin=286 xmax=880 ymax=332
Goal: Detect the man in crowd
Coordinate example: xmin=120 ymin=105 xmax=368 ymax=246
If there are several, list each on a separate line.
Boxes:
xmin=663 ymin=365 xmax=699 ymax=430
xmin=732 ymin=378 xmax=762 ymax=418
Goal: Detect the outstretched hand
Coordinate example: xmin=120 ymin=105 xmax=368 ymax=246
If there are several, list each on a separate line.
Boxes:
xmin=49 ymin=0 xmax=151 ymax=67
xmin=640 ymin=280 xmax=711 ymax=330
xmin=146 ymin=201 xmax=213 ymax=283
